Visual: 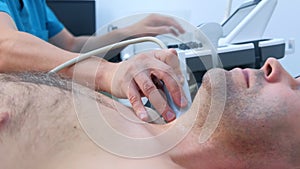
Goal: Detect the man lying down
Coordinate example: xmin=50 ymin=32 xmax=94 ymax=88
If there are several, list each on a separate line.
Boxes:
xmin=0 ymin=57 xmax=300 ymax=169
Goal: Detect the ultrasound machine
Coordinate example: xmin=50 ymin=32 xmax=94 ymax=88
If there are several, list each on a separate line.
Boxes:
xmin=174 ymin=0 xmax=294 ymax=84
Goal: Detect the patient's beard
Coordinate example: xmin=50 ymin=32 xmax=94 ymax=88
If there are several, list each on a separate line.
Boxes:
xmin=171 ymin=68 xmax=296 ymax=169
xmin=169 ymin=69 xmax=230 ymax=169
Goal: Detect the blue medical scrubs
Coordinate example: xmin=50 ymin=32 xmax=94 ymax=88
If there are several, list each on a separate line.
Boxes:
xmin=0 ymin=0 xmax=64 ymax=41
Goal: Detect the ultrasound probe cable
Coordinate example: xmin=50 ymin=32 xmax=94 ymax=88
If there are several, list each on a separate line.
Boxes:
xmin=48 ymin=37 xmax=167 ymax=73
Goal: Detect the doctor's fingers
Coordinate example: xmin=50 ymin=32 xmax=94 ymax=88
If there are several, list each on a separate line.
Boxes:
xmin=135 ymin=51 xmax=187 ymax=109
xmin=147 ymin=14 xmax=185 ymax=34
xmin=133 ymin=72 xmax=176 ymax=123
xmin=150 ymin=66 xmax=188 ymax=109
xmin=146 ymin=26 xmax=180 ymax=37
xmin=152 ymin=49 xmax=184 ymax=84
xmin=127 ymin=81 xmax=149 ymax=122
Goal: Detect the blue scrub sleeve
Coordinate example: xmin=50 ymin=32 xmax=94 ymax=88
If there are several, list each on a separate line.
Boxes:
xmin=45 ymin=4 xmax=64 ymax=38
xmin=0 ymin=2 xmax=11 ymax=15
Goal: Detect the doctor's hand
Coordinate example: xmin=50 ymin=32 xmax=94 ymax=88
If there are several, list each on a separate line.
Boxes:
xmin=124 ymin=14 xmax=185 ymax=38
xmin=99 ymin=49 xmax=188 ymax=122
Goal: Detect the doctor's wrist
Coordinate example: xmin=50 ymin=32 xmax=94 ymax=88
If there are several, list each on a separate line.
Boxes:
xmin=94 ymin=59 xmax=120 ymax=94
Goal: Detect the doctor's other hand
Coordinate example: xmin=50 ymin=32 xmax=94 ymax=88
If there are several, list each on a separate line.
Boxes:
xmin=99 ymin=49 xmax=188 ymax=123
xmin=124 ymin=14 xmax=186 ymax=38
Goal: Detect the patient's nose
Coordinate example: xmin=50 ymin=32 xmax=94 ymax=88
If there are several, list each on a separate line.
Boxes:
xmin=260 ymin=58 xmax=284 ymax=82
xmin=260 ymin=58 xmax=292 ymax=83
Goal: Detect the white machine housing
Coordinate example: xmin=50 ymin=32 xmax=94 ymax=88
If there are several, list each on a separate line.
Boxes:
xmin=219 ymin=0 xmax=278 ymax=45
xmin=174 ymin=0 xmax=292 ymax=84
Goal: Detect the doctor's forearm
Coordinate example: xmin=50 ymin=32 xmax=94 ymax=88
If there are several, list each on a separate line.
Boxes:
xmin=0 ymin=30 xmax=116 ymax=92
xmin=70 ymin=28 xmax=131 ymax=57
xmin=0 ymin=31 xmax=77 ymax=74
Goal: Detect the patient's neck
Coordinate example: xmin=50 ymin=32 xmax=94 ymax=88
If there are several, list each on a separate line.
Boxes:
xmin=167 ymin=87 xmax=222 ymax=169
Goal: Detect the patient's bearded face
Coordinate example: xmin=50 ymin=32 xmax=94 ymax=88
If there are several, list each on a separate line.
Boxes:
xmin=196 ymin=63 xmax=300 ymax=168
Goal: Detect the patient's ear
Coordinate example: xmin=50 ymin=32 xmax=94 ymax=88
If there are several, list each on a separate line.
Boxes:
xmin=0 ymin=112 xmax=9 ymax=129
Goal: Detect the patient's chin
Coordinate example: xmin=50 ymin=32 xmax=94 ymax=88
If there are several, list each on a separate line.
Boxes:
xmin=0 ymin=112 xmax=9 ymax=129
